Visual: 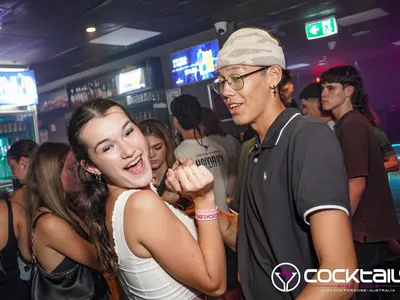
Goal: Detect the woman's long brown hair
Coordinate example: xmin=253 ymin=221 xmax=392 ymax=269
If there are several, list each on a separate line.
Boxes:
xmin=67 ymin=98 xmax=135 ymax=278
xmin=26 ymin=142 xmax=85 ymax=247
xmin=139 ymin=119 xmax=176 ymax=168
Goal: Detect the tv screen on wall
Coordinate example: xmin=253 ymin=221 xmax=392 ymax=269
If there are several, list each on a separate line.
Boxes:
xmin=0 ymin=70 xmax=38 ymax=106
xmin=170 ymin=39 xmax=219 ymax=87
xmin=118 ymin=68 xmax=148 ymax=95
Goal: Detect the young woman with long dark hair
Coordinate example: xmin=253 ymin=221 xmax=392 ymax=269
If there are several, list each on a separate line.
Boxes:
xmin=139 ymin=120 xmax=176 ymax=200
xmin=26 ymin=142 xmax=109 ymax=300
xmin=68 ymin=98 xmax=226 ymax=300
xmin=7 ymin=139 xmax=38 ymax=209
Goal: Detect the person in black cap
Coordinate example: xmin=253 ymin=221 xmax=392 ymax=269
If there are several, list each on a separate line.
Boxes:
xmin=300 ymin=82 xmax=335 ymax=130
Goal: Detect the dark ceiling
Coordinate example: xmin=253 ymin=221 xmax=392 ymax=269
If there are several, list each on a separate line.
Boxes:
xmin=0 ymin=0 xmax=399 ymax=86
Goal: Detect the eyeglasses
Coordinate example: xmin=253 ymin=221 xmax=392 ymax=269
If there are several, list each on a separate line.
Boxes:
xmin=211 ymin=66 xmax=269 ymax=95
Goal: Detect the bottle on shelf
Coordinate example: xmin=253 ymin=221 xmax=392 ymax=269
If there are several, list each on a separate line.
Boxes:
xmin=0 ymin=138 xmax=11 ymax=180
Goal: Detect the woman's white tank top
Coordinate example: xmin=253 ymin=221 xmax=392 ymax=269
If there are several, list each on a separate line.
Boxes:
xmin=112 ymin=189 xmax=200 ymax=300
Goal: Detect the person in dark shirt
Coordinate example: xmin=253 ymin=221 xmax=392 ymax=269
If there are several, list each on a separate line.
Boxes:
xmin=320 ymin=66 xmax=400 ymax=299
xmin=300 ymin=82 xmax=336 ymax=130
xmin=361 ymin=105 xmax=399 ymax=173
xmin=354 ymin=103 xmax=400 ymax=256
xmin=210 ymin=27 xmax=357 ymax=300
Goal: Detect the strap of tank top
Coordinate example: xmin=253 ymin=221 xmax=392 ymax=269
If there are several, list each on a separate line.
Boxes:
xmin=5 ymin=201 xmax=14 ymax=238
xmin=32 ymin=212 xmax=52 ymax=230
xmin=31 ymin=212 xmax=52 ymax=264
xmin=31 ymin=212 xmax=77 ymax=263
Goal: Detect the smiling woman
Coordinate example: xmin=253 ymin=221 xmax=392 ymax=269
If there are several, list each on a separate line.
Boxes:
xmin=68 ymin=98 xmax=226 ymax=300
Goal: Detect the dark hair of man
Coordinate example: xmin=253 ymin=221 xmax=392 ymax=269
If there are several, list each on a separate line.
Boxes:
xmin=320 ymin=65 xmax=373 ymax=119
xmin=170 ymin=94 xmax=208 ymax=149
xmin=299 ymin=82 xmax=321 ymax=101
xmin=201 ymin=107 xmax=226 ymax=137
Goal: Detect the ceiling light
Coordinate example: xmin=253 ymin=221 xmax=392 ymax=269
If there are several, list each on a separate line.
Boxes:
xmin=0 ymin=67 xmax=27 ymax=72
xmin=337 ymin=8 xmax=388 ymax=27
xmin=352 ymin=30 xmax=370 ymax=37
xmin=86 ymin=27 xmax=96 ymax=33
xmin=89 ymin=27 xmax=160 ymax=46
xmin=287 ymin=63 xmax=310 ymax=70
xmin=392 ymin=41 xmax=400 ymax=46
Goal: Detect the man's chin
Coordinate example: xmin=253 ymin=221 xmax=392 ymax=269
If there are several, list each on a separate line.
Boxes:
xmin=232 ymin=115 xmax=250 ymax=126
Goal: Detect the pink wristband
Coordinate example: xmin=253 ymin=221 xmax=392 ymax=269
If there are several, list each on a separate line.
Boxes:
xmin=195 ymin=207 xmax=219 ymax=221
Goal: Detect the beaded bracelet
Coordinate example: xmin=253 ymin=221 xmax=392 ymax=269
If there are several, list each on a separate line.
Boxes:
xmin=195 ymin=207 xmax=219 ymax=221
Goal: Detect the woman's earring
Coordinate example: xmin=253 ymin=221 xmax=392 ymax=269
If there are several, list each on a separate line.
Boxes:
xmin=270 ymin=85 xmax=277 ymax=97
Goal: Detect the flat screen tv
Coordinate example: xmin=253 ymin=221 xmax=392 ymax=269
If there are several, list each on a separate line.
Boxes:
xmin=0 ymin=70 xmax=38 ymax=106
xmin=118 ymin=68 xmax=148 ymax=95
xmin=170 ymin=39 xmax=219 ymax=87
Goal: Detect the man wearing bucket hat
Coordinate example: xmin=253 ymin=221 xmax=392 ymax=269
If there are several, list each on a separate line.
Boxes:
xmin=213 ymin=28 xmax=357 ymax=299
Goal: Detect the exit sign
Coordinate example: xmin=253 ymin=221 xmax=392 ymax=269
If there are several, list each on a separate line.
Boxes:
xmin=305 ymin=17 xmax=338 ymax=40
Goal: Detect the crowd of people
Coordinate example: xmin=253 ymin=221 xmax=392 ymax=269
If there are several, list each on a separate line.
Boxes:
xmin=0 ymin=26 xmax=399 ymax=300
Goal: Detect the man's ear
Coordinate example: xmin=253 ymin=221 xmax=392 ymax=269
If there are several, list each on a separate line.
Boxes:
xmin=80 ymin=159 xmax=101 ymax=175
xmin=344 ymin=85 xmax=355 ymax=98
xmin=268 ymin=65 xmax=283 ymax=88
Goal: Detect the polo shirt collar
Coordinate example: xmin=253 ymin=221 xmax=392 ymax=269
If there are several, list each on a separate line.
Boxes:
xmin=253 ymin=108 xmax=302 ymax=149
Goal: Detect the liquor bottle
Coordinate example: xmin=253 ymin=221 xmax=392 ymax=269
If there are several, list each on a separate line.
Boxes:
xmin=71 ymin=89 xmax=75 ymax=103
xmin=107 ymin=83 xmax=112 ymax=97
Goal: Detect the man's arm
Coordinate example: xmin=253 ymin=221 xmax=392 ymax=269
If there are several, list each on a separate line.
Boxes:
xmin=348 ymin=177 xmax=366 ymax=215
xmin=374 ymin=128 xmax=399 ymax=172
xmin=384 ymin=154 xmax=400 ymax=173
xmin=296 ymin=210 xmax=358 ymax=300
xmin=218 ymin=210 xmax=238 ymax=252
xmin=292 ymin=122 xmax=357 ymax=299
xmin=337 ymin=119 xmax=370 ymax=214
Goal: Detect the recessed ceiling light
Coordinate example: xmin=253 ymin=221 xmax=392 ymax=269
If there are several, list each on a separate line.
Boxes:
xmin=392 ymin=41 xmax=400 ymax=46
xmin=89 ymin=27 xmax=160 ymax=46
xmin=287 ymin=63 xmax=310 ymax=70
xmin=86 ymin=27 xmax=96 ymax=33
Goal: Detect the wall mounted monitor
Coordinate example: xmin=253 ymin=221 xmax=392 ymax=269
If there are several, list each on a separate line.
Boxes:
xmin=0 ymin=70 xmax=38 ymax=106
xmin=170 ymin=39 xmax=219 ymax=87
xmin=118 ymin=67 xmax=148 ymax=95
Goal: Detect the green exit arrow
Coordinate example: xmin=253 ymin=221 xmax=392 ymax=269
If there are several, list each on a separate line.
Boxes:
xmin=309 ymin=25 xmax=320 ymax=36
xmin=305 ymin=17 xmax=338 ymax=40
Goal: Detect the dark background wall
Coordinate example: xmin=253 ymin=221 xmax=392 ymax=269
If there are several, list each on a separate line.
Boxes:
xmin=38 ymin=28 xmax=225 ymax=142
xmin=38 ymin=28 xmax=400 ymax=144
